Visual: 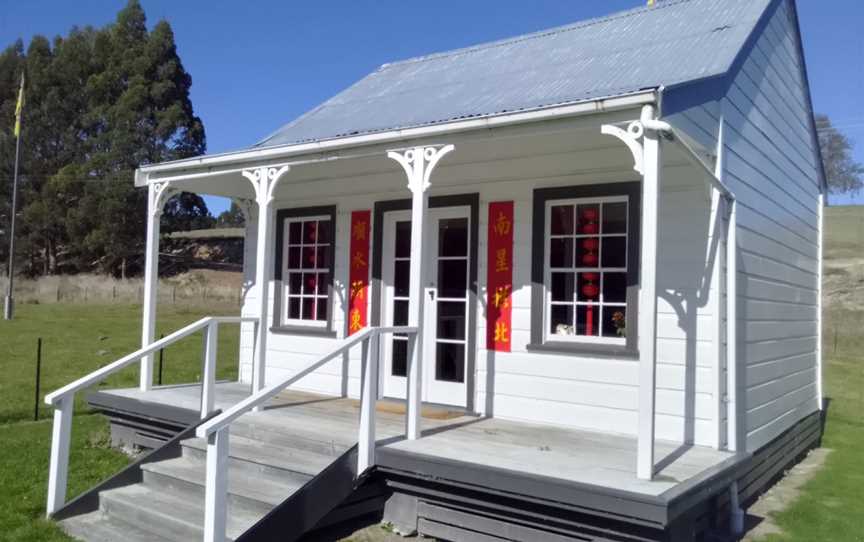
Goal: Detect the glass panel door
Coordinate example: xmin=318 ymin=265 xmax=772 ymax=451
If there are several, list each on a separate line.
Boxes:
xmin=380 ymin=207 xmax=471 ymax=407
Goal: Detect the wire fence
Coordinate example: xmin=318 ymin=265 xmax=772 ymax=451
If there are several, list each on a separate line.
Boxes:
xmin=0 ymin=273 xmax=244 ymax=306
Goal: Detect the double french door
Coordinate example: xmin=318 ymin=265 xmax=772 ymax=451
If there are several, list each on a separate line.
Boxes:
xmin=380 ymin=206 xmax=472 ymax=407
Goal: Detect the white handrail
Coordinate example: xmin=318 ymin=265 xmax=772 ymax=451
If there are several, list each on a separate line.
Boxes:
xmin=44 ymin=315 xmax=256 ymax=517
xmin=196 ymin=325 xmax=416 ymax=438
xmin=199 ymin=325 xmax=418 ymax=542
xmin=44 ymin=316 xmax=257 ymax=405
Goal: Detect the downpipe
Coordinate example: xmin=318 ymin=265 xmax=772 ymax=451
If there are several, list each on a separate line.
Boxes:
xmin=729 ymin=480 xmax=745 ymax=536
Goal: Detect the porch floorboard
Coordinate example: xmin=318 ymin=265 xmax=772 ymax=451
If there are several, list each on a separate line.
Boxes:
xmin=93 ymin=382 xmax=735 ymax=500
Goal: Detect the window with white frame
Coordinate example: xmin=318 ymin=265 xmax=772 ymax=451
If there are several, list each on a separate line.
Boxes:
xmin=545 ymin=196 xmax=630 ymax=344
xmin=282 ymin=215 xmax=332 ymax=326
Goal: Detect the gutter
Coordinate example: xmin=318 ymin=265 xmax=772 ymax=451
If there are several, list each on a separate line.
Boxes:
xmin=134 ymin=90 xmax=658 ymax=186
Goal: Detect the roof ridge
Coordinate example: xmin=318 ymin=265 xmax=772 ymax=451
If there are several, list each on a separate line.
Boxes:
xmin=378 ymin=0 xmax=696 ymax=70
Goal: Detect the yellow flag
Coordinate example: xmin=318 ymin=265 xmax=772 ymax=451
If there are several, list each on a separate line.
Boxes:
xmin=13 ymin=74 xmax=24 ymax=138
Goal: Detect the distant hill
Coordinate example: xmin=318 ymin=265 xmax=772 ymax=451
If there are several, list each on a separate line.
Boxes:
xmin=824 ymin=205 xmax=864 ymax=310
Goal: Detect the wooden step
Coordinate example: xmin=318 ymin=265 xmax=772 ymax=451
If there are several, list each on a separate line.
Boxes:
xmin=99 ymin=483 xmax=258 ymax=542
xmin=180 ymin=433 xmax=337 ymax=478
xmin=141 ymin=456 xmax=306 ymax=516
xmin=60 ymin=510 xmax=172 ymax=542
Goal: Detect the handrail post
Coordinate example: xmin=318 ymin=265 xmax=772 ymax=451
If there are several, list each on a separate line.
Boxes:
xmin=358 ymin=332 xmax=380 ymax=474
xmin=201 ymin=321 xmax=219 ymax=418
xmin=46 ymin=395 xmax=73 ymax=516
xmin=203 ymin=427 xmax=229 ymax=542
xmin=406 ymin=332 xmax=421 ymax=440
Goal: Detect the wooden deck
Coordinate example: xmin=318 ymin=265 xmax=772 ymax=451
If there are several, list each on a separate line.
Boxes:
xmin=93 ymin=382 xmax=736 ymax=500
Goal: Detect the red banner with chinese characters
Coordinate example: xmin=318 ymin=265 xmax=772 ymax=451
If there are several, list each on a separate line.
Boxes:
xmin=487 ymin=201 xmax=514 ymax=352
xmin=348 ymin=210 xmax=371 ymax=335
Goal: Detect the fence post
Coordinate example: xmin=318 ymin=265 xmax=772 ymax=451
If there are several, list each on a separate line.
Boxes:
xmin=34 ymin=338 xmax=42 ymax=421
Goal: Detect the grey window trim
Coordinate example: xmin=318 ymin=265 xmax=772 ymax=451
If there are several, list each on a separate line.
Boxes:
xmin=272 ymin=205 xmax=338 ymax=336
xmin=529 ymin=182 xmax=641 ymax=356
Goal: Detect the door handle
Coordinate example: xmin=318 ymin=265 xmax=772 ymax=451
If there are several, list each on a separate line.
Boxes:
xmin=428 ymin=289 xmax=436 ymax=301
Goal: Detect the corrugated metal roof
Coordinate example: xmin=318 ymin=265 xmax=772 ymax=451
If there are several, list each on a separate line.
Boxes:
xmin=255 ymin=0 xmax=771 ymax=148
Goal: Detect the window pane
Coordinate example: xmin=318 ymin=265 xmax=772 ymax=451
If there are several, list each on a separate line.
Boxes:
xmin=288 ymin=247 xmax=300 ymax=269
xmin=288 ymin=297 xmax=301 ymax=319
xmin=316 ymin=273 xmax=329 ymax=295
xmin=317 ymin=246 xmax=330 ymax=269
xmin=303 ymin=273 xmax=317 ymax=295
xmin=576 ymin=237 xmax=600 ymax=267
xmin=438 ymin=259 xmax=467 ymax=299
xmin=437 ymin=301 xmax=466 ymax=340
xmin=317 ymin=220 xmax=331 ymax=244
xmin=393 ymin=300 xmax=409 ymax=326
xmin=603 ymin=307 xmax=627 ymax=338
xmin=302 ymin=297 xmax=315 ymax=320
xmin=395 ymin=221 xmax=411 ymax=258
xmin=550 ymin=205 xmax=574 ymax=235
xmin=288 ymin=273 xmax=302 ymax=295
xmin=289 ymin=222 xmax=302 ymax=245
xmin=302 ymin=246 xmax=316 ymax=269
xmin=577 ymin=304 xmax=599 ymax=336
xmin=436 ymin=342 xmax=465 ymax=383
xmin=576 ymin=204 xmax=600 ymax=235
xmin=603 ymin=272 xmax=627 ymax=303
xmin=551 ymin=272 xmax=574 ymax=302
xmin=550 ymin=304 xmax=574 ymax=336
xmin=549 ymin=238 xmax=573 ymax=268
xmin=577 ymin=272 xmax=601 ymax=302
xmin=392 ymin=338 xmax=408 ymax=377
xmin=439 ymin=218 xmax=468 ymax=257
xmin=601 ymin=236 xmax=627 ymax=268
xmin=603 ymin=202 xmax=627 ymax=234
xmin=394 ymin=260 xmax=410 ymax=297
xmin=303 ymin=220 xmax=317 ymax=244
xmin=316 ymin=298 xmax=328 ymax=321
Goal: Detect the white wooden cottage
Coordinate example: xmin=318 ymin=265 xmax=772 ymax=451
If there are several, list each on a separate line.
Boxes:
xmin=45 ymin=0 xmax=825 ymax=540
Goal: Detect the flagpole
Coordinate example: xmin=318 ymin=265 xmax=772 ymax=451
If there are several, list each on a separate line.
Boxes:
xmin=4 ymin=78 xmax=23 ymax=320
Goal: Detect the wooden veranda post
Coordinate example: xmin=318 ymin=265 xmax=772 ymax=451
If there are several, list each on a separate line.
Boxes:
xmin=387 ymin=145 xmax=454 ymax=440
xmin=141 ymin=182 xmax=175 ymax=391
xmin=242 ymin=166 xmax=291 ymax=401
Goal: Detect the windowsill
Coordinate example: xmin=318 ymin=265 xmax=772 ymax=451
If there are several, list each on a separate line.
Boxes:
xmin=526 ymin=341 xmax=639 ymax=360
xmin=269 ymin=325 xmax=338 ymax=338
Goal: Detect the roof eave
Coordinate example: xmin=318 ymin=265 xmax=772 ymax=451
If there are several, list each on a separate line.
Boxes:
xmin=134 ymin=89 xmax=659 ymax=186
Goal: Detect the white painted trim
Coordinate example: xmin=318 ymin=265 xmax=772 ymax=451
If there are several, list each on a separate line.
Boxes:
xmin=726 ymin=199 xmax=741 ymax=452
xmin=637 ymin=104 xmax=661 ymax=480
xmin=816 ymin=192 xmax=824 ymax=410
xmin=711 ymin=114 xmax=727 ymax=451
xmin=134 ymin=91 xmax=657 ymax=185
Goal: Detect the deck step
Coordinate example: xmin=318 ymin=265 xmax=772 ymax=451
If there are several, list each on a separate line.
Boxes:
xmin=181 ymin=433 xmax=339 ymax=477
xmin=142 ymin=456 xmax=305 ymax=515
xmin=60 ymin=510 xmax=172 ymax=542
xmin=226 ymin=415 xmax=356 ymax=456
xmin=99 ymin=483 xmax=258 ymax=542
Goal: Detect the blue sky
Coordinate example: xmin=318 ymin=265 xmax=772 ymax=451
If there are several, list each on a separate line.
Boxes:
xmin=1 ymin=1 xmax=862 ymax=212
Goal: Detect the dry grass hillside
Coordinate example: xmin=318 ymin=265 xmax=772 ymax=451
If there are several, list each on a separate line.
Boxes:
xmin=823 ymin=205 xmax=864 ymax=311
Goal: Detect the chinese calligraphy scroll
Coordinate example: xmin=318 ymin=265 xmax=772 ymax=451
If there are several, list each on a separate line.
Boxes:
xmin=487 ymin=202 xmax=514 ymax=352
xmin=348 ymin=210 xmax=371 ymax=335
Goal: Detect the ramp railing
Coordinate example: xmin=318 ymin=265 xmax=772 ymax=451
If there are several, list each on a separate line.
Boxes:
xmin=43 ymin=315 xmax=257 ymax=516
xmin=194 ymin=325 xmax=418 ymax=542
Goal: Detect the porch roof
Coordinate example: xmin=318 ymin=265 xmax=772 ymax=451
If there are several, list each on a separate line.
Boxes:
xmin=255 ymin=0 xmax=770 ymax=149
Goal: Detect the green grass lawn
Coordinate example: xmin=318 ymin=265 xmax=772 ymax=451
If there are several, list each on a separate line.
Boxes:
xmin=756 ymin=311 xmax=864 ymax=541
xmin=0 ymin=302 xmax=240 ymax=542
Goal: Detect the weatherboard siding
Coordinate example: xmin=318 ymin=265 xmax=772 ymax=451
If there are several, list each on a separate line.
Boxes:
xmin=722 ymin=0 xmax=821 ymax=452
xmin=235 ymin=133 xmax=719 ymax=445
